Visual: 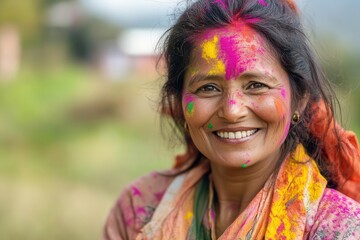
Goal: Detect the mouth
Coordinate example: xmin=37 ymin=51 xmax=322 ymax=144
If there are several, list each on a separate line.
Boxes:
xmin=215 ymin=129 xmax=259 ymax=140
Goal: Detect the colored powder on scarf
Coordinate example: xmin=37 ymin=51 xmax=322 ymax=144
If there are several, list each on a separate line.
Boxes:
xmin=136 ymin=207 xmax=146 ymax=215
xmin=154 ymin=191 xmax=165 ymax=201
xmin=185 ymin=211 xmax=193 ymax=220
xmin=201 ymin=35 xmax=225 ymax=75
xmin=208 ymin=123 xmax=214 ymax=129
xmin=267 ymin=146 xmax=326 ymax=239
xmin=277 ymin=222 xmax=285 ymax=234
xmin=131 ymin=186 xmax=142 ymax=196
xmin=258 ymin=0 xmax=267 ymax=6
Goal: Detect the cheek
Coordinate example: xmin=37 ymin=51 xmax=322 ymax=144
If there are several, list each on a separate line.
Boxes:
xmin=182 ymin=94 xmax=217 ymax=126
xmin=183 ymin=93 xmax=197 ymax=117
xmin=253 ymin=95 xmax=291 ymax=124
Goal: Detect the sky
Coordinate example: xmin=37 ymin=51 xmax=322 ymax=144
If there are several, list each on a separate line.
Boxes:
xmin=79 ymin=0 xmax=360 ymax=52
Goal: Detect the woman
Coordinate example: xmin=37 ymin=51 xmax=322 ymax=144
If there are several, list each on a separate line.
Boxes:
xmin=103 ymin=0 xmax=360 ymax=239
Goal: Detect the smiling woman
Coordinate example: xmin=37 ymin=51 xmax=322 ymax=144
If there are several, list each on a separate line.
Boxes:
xmin=103 ymin=0 xmax=360 ymax=239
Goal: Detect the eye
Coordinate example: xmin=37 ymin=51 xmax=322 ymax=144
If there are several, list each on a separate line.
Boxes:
xmin=196 ymin=84 xmax=220 ymax=93
xmin=247 ymin=82 xmax=268 ymax=89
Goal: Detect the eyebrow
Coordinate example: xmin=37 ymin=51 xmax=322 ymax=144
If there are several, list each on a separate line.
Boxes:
xmin=188 ymin=71 xmax=279 ymax=85
xmin=188 ymin=73 xmax=224 ymax=86
xmin=240 ymin=72 xmax=279 ymax=84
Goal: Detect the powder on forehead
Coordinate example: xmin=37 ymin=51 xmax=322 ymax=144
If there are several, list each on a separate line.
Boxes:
xmin=195 ymin=24 xmax=267 ymax=80
xmin=200 ymin=35 xmax=226 ymax=75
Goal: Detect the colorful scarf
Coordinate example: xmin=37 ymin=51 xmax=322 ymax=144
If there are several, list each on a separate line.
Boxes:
xmin=136 ymin=145 xmax=327 ymax=239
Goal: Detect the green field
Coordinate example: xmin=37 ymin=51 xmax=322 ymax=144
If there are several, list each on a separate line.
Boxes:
xmin=0 ymin=65 xmax=178 ymax=240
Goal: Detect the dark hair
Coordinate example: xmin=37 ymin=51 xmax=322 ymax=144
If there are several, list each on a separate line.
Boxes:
xmin=159 ymin=0 xmax=339 ymax=184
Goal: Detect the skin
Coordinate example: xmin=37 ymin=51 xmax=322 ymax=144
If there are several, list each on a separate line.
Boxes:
xmin=182 ymin=25 xmax=294 ymax=237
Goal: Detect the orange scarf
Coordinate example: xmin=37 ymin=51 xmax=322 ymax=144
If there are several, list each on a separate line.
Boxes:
xmin=309 ymin=100 xmax=360 ymax=202
xmin=136 ymin=145 xmax=327 ymax=239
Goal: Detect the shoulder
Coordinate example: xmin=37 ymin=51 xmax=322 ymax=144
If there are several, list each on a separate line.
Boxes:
xmin=308 ymin=188 xmax=360 ymax=240
xmin=102 ymin=171 xmax=176 ymax=240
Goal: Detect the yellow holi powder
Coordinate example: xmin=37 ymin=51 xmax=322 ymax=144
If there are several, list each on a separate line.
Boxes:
xmin=266 ymin=145 xmax=326 ymax=239
xmin=201 ymin=35 xmax=225 ymax=75
xmin=185 ymin=211 xmax=193 ymax=221
xmin=202 ymin=36 xmax=219 ymax=60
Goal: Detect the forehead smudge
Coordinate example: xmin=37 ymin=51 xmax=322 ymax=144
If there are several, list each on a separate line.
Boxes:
xmin=199 ymin=25 xmax=265 ymax=80
xmin=200 ymin=35 xmax=225 ymax=75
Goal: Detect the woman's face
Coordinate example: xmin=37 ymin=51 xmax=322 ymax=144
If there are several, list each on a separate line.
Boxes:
xmin=182 ymin=25 xmax=292 ymax=169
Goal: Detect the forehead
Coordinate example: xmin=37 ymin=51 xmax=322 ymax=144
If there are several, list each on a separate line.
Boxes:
xmin=188 ymin=25 xmax=282 ymax=80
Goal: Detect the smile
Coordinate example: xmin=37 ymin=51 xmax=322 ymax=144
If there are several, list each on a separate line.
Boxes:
xmin=216 ymin=129 xmax=258 ymax=139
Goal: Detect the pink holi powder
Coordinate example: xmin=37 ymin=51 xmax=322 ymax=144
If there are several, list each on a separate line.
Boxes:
xmin=184 ymin=94 xmax=196 ymax=115
xmin=154 ymin=191 xmax=165 ymax=202
xmin=136 ymin=207 xmax=146 ymax=215
xmin=244 ymin=17 xmax=261 ymax=24
xmin=258 ymin=0 xmax=268 ymax=7
xmin=219 ymin=35 xmax=244 ymax=80
xmin=229 ymin=99 xmax=237 ymax=105
xmin=131 ymin=186 xmax=142 ymax=196
xmin=184 ymin=94 xmax=195 ymax=104
xmin=210 ymin=208 xmax=215 ymax=220
xmin=281 ymin=88 xmax=286 ymax=98
xmin=277 ymin=222 xmax=285 ymax=234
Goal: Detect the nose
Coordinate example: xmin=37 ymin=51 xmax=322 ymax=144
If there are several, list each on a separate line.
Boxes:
xmin=217 ymin=95 xmax=248 ymax=122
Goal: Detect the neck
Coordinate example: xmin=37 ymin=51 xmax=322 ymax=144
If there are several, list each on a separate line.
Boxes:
xmin=210 ymin=153 xmax=279 ymax=236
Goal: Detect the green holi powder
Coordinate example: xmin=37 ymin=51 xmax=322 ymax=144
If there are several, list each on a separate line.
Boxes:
xmin=187 ymin=102 xmax=195 ymax=115
xmin=241 ymin=164 xmax=247 ymax=168
xmin=208 ymin=123 xmax=214 ymax=129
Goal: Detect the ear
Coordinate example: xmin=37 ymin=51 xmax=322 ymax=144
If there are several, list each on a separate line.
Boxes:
xmin=297 ymin=93 xmax=310 ymax=115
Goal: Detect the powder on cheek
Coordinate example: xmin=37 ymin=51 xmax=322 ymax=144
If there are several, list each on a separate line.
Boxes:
xmin=274 ymin=98 xmax=291 ymax=143
xmin=207 ymin=123 xmax=214 ymax=129
xmin=280 ymin=88 xmax=287 ymax=99
xmin=184 ymin=94 xmax=196 ymax=116
xmin=274 ymin=99 xmax=286 ymax=119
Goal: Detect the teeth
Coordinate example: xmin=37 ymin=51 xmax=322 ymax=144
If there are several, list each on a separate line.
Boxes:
xmin=216 ymin=129 xmax=257 ymax=139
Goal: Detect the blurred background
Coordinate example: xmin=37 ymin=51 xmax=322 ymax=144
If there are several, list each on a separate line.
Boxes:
xmin=0 ymin=0 xmax=359 ymax=239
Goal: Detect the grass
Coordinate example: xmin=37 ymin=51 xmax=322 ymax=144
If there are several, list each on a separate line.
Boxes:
xmin=0 ymin=64 xmax=178 ymax=240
